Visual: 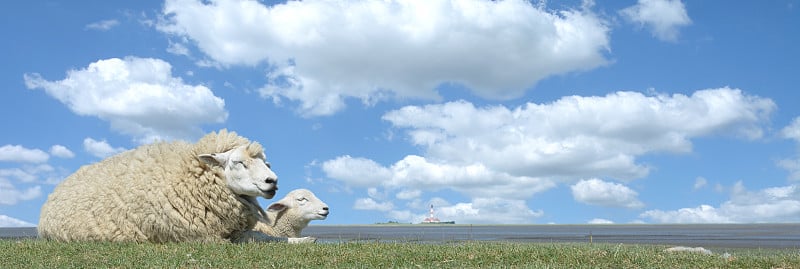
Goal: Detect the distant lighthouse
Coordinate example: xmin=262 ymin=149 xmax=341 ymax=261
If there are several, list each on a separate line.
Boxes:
xmin=422 ymin=204 xmax=441 ymax=223
xmin=420 ymin=204 xmax=454 ymax=224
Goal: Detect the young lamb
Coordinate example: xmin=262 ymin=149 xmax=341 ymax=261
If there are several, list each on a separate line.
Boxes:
xmin=253 ymin=189 xmax=329 ymax=238
xmin=38 ymin=129 xmax=313 ymax=243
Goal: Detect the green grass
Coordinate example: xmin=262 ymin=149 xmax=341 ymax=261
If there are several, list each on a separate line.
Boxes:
xmin=1 ymin=239 xmax=798 ymax=268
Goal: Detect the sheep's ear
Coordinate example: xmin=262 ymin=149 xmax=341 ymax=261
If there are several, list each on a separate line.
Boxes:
xmin=198 ymin=152 xmax=228 ymax=166
xmin=267 ymin=203 xmax=288 ymax=213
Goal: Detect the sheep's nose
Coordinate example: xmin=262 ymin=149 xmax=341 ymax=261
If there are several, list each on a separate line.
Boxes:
xmin=263 ymin=178 xmax=278 ymax=191
xmin=320 ymin=207 xmax=330 ymax=217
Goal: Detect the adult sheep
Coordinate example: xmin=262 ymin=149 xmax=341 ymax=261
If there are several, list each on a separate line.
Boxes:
xmin=38 ymin=129 xmax=313 ymax=243
xmin=253 ymin=189 xmax=329 ymax=238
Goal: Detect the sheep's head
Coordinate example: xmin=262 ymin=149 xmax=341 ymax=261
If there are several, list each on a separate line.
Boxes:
xmin=267 ymin=189 xmax=329 ymax=225
xmin=198 ymin=144 xmax=278 ymax=200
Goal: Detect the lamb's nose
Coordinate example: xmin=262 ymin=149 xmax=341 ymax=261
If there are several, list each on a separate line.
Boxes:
xmin=322 ymin=207 xmax=329 ymax=211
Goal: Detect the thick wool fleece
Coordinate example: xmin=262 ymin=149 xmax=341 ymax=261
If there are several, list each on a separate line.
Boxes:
xmin=38 ymin=130 xmax=267 ymax=243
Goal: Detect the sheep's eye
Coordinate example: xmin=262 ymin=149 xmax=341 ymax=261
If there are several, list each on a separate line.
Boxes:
xmin=234 ymin=161 xmax=247 ymax=168
xmin=297 ymin=197 xmax=308 ymax=202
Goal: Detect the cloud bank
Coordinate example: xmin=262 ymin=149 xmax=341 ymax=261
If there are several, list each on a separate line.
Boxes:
xmin=24 ymin=57 xmax=228 ymax=143
xmin=0 ymin=215 xmax=35 ymax=227
xmin=157 ymin=0 xmax=611 ymax=116
xmin=0 ymin=145 xmax=49 ymax=163
xmin=641 ymin=183 xmax=800 ymax=223
xmin=571 ymin=178 xmax=644 ymax=208
xmin=620 ymin=0 xmax=691 ymax=42
xmin=323 ymin=88 xmax=775 ymax=223
xmin=83 ymin=138 xmax=127 ymax=159
xmin=381 ymin=88 xmax=773 ymax=181
xmin=1 ymin=144 xmax=76 ymax=208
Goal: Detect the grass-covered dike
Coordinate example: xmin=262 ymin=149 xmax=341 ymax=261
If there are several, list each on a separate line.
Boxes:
xmin=1 ymin=240 xmax=798 ymax=268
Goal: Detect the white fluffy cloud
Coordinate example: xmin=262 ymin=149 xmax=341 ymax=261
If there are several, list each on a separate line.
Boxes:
xmin=157 ymin=0 xmax=611 ymax=116
xmin=641 ymin=204 xmax=729 ymax=223
xmin=368 ymin=197 xmax=543 ymax=224
xmin=83 ymin=138 xmax=126 ymax=159
xmin=588 ymin=218 xmax=614 ymax=224
xmin=383 ymin=88 xmax=774 ymax=181
xmin=620 ymin=0 xmax=691 ymax=42
xmin=0 ymin=214 xmax=35 ymax=227
xmin=323 ymin=88 xmax=774 ymax=223
xmin=641 ymin=183 xmax=800 ymax=223
xmin=396 ymin=189 xmax=422 ymax=200
xmin=0 ymin=165 xmax=55 ymax=184
xmin=321 ymin=155 xmax=393 ymax=187
xmin=324 ymin=154 xmax=554 ymax=224
xmin=782 ymin=117 xmax=800 ymax=141
xmin=1 ymin=163 xmax=64 ymax=186
xmin=85 ymin=19 xmax=120 ymax=31
xmin=0 ymin=178 xmax=41 ymax=206
xmin=323 ymin=155 xmax=556 ymax=200
xmin=24 ymin=57 xmax=228 ymax=143
xmin=693 ymin=176 xmax=708 ymax=190
xmin=779 ymin=117 xmax=800 ymax=181
xmin=49 ymin=145 xmax=75 ymax=159
xmin=0 ymin=144 xmax=71 ymax=207
xmin=434 ymin=198 xmax=543 ymax=224
xmin=354 ymin=198 xmax=394 ymax=212
xmin=0 ymin=145 xmax=49 ymax=163
xmin=571 ymin=178 xmax=644 ymax=208
xmin=778 ymin=159 xmax=800 ymax=181
xmin=0 ymin=168 xmax=36 ymax=183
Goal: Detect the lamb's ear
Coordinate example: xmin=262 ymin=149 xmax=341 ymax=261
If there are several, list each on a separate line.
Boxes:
xmin=198 ymin=152 xmax=229 ymax=166
xmin=267 ymin=202 xmax=288 ymax=213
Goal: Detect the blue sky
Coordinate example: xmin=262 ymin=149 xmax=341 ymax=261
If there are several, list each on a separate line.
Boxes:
xmin=2 ymin=0 xmax=800 ymax=227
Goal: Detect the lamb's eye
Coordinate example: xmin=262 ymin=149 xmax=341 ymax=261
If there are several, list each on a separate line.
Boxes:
xmin=297 ymin=197 xmax=308 ymax=202
xmin=234 ymin=161 xmax=247 ymax=168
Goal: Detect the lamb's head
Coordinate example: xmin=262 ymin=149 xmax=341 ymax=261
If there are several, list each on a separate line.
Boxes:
xmin=198 ymin=144 xmax=278 ymax=200
xmin=267 ymin=189 xmax=329 ymax=226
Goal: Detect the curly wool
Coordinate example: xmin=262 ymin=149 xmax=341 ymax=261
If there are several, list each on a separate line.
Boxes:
xmin=38 ymin=130 xmax=267 ymax=243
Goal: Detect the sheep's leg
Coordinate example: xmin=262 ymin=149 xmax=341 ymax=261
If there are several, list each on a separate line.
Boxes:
xmin=231 ymin=230 xmax=317 ymax=243
xmin=287 ymin=236 xmax=317 ymax=244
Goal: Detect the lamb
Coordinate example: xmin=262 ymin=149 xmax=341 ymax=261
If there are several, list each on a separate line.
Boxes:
xmin=38 ymin=129 xmax=313 ymax=243
xmin=253 ymin=189 xmax=329 ymax=238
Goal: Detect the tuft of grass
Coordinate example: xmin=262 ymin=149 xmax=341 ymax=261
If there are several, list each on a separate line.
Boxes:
xmin=1 ymin=239 xmax=798 ymax=268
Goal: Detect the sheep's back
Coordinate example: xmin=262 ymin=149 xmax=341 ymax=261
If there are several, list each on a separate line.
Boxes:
xmin=38 ymin=142 xmax=203 ymax=242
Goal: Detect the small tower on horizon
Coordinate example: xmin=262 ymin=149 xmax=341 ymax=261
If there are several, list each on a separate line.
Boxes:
xmin=422 ymin=204 xmax=441 ymax=223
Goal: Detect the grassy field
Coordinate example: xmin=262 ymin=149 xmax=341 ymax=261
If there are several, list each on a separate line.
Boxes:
xmin=1 ymin=239 xmax=798 ymax=268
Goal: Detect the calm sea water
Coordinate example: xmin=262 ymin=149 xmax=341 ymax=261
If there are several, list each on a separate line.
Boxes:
xmin=4 ymin=224 xmax=799 ymax=249
xmin=303 ymin=224 xmax=800 ymax=249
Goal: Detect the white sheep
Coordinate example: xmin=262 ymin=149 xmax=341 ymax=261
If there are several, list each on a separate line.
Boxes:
xmin=253 ymin=189 xmax=329 ymax=237
xmin=38 ymin=129 xmax=314 ymax=243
